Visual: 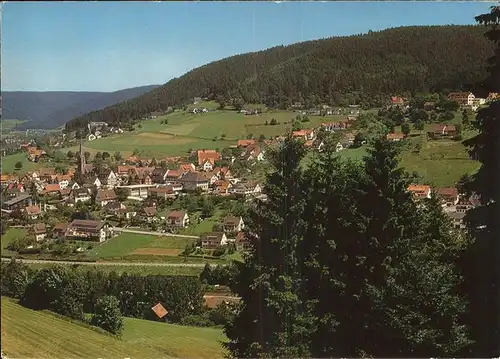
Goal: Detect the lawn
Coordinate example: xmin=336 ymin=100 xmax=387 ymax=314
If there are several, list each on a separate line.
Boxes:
xmin=91 ymin=233 xmax=196 ymax=259
xmin=1 ymin=228 xmax=27 ymax=257
xmin=0 ymin=152 xmax=46 ymax=174
xmin=1 ymin=297 xmax=227 ymax=359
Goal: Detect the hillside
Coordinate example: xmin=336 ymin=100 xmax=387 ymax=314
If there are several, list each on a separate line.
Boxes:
xmin=1 ymin=297 xmax=227 ymax=359
xmin=2 ymin=85 xmax=160 ymax=130
xmin=66 ymin=25 xmax=492 ymax=131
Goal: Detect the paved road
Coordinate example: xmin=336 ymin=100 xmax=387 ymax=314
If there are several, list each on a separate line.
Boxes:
xmin=113 ymin=227 xmax=200 ymax=239
xmin=1 ymin=257 xmax=209 ymax=267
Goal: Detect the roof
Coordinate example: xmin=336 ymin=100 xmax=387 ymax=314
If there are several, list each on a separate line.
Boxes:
xmin=432 ymin=124 xmax=447 ymax=133
xmin=167 ymin=210 xmax=187 ymax=219
xmin=407 ymin=184 xmax=431 ymax=196
xmin=44 ymin=184 xmax=61 ymax=192
xmin=143 ymin=206 xmax=157 ymax=217
xmin=149 ymin=186 xmax=175 ymax=194
xmin=33 ymin=223 xmax=46 ymax=234
xmin=436 ymin=187 xmax=459 ymax=198
xmin=166 ymin=170 xmax=181 ymax=179
xmin=117 ymin=165 xmax=133 ymax=174
xmin=25 ymin=205 xmax=41 ymax=215
xmin=202 ymin=232 xmax=226 ymax=241
xmin=292 ymin=129 xmax=314 ymax=137
xmin=180 ymin=171 xmax=209 ymax=183
xmin=224 ymin=216 xmax=242 ymax=226
xmin=38 ymin=168 xmax=56 ymax=176
xmin=3 ymin=194 xmax=31 ymax=206
xmin=448 ymin=92 xmax=472 ymax=97
xmin=151 ymin=303 xmax=168 ymax=319
xmin=237 ymin=139 xmax=256 ymax=147
xmin=179 ymin=163 xmax=196 ymax=172
xmin=54 ymin=222 xmax=69 ymax=231
xmin=386 ymin=133 xmax=404 ymax=140
xmin=68 ymin=219 xmax=105 ymax=232
xmin=391 ymin=96 xmax=405 ymax=104
xmin=197 ymin=150 xmax=221 ymax=166
xmin=96 ymin=189 xmax=117 ymax=201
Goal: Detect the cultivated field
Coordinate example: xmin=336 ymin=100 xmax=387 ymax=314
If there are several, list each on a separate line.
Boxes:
xmin=1 ymin=119 xmax=25 ymax=132
xmin=90 ymin=233 xmax=195 ymax=259
xmin=1 ymin=297 xmax=227 ymax=359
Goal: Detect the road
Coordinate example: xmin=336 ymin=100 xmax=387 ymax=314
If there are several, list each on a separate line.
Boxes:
xmin=1 ymin=257 xmax=208 ymax=267
xmin=113 ymin=227 xmax=200 ymax=239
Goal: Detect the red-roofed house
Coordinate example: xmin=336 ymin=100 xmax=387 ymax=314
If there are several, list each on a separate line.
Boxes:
xmin=292 ymin=129 xmax=315 ymax=141
xmin=25 ymin=205 xmax=42 ymax=220
xmin=197 ymin=150 xmax=221 ymax=171
xmin=237 ymin=139 xmax=256 ymax=148
xmin=436 ymin=187 xmax=460 ymax=207
xmin=407 ymin=184 xmax=432 ymax=199
xmin=386 ymin=133 xmax=405 ymax=142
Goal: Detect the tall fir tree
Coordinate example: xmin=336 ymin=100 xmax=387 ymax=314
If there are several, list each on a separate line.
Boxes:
xmin=461 ymin=6 xmax=500 ymax=357
xmin=224 ymin=134 xmax=313 ymax=358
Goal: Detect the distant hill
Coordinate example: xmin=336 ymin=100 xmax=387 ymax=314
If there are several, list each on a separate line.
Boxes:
xmin=65 ymin=25 xmax=493 ymax=131
xmin=2 ymin=85 xmax=160 ymax=130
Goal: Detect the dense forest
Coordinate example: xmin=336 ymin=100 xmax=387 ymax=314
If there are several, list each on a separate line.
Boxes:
xmin=2 ymin=85 xmax=159 ymax=130
xmin=66 ymin=25 xmax=492 ymax=131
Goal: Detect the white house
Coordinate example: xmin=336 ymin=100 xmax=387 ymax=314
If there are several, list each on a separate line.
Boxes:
xmin=166 ymin=211 xmax=190 ymax=228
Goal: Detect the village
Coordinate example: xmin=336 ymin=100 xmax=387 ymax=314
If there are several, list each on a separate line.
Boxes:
xmin=2 ymin=90 xmax=495 ymax=260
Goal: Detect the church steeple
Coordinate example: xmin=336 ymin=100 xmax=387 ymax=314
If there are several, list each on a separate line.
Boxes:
xmin=79 ymin=133 xmax=86 ymax=176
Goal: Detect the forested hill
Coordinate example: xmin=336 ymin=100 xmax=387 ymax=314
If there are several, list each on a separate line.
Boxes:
xmin=66 ymin=25 xmax=492 ymax=131
xmin=2 ymin=85 xmax=160 ymax=130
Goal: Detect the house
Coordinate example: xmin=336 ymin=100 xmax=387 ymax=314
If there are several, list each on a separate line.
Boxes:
xmin=98 ymin=169 xmax=118 ymax=189
xmin=242 ymin=144 xmax=265 ymax=162
xmin=178 ymin=171 xmax=209 ymax=191
xmin=201 ymin=159 xmax=215 ymax=171
xmin=53 ymin=222 xmax=69 ymax=238
xmin=386 ymin=133 xmax=405 ymax=142
xmin=103 ymin=201 xmax=125 ymax=213
xmin=179 ymin=163 xmax=196 ymax=173
xmin=292 ymin=129 xmax=315 ymax=141
xmin=38 ymin=168 xmax=56 ymax=181
xmin=236 ymin=231 xmax=252 ymax=251
xmin=139 ymin=206 xmax=158 ymax=222
xmin=407 ymin=184 xmax=432 ymax=199
xmin=56 ymin=174 xmax=72 ymax=189
xmin=166 ymin=210 xmax=189 ymax=228
xmin=204 ymin=172 xmax=219 ymax=185
xmin=65 ymin=219 xmax=110 ymax=242
xmin=213 ymin=167 xmax=232 ymax=180
xmin=334 ymin=142 xmax=344 ymax=153
xmin=428 ymin=124 xmax=456 ymax=138
xmin=32 ymin=223 xmax=47 ymax=242
xmin=42 ymin=183 xmax=61 ymax=195
xmin=230 ymin=182 xmax=262 ymax=196
xmin=117 ymin=165 xmax=134 ymax=177
xmin=456 ymin=195 xmax=480 ymax=213
xmin=447 ymin=211 xmax=467 ymax=229
xmin=237 ymin=139 xmax=256 ymax=148
xmin=321 ymin=121 xmax=349 ymax=132
xmin=197 ymin=150 xmax=221 ymax=169
xmin=2 ymin=194 xmax=32 ymax=211
xmin=341 ymin=132 xmax=355 ymax=147
xmin=213 ymin=180 xmax=233 ymax=195
xmin=201 ymin=232 xmax=228 ymax=249
xmin=223 ymin=216 xmax=245 ymax=232
xmin=73 ymin=188 xmax=91 ymax=203
xmin=95 ymin=189 xmax=117 ymax=207
xmin=117 ymin=206 xmax=137 ymax=219
xmin=448 ymin=92 xmax=475 ymax=106
xmin=148 ymin=186 xmax=177 ymax=199
xmin=25 ymin=205 xmax=41 ymax=220
xmin=436 ymin=187 xmax=460 ymax=207
xmin=165 ymin=170 xmax=182 ymax=182
xmin=151 ymin=168 xmax=169 ymax=184
xmin=391 ymin=96 xmax=406 ymax=107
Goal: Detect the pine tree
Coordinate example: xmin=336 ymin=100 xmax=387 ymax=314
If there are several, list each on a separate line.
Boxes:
xmin=461 ymin=6 xmax=500 ymax=357
xmin=224 ymin=134 xmax=312 ymax=358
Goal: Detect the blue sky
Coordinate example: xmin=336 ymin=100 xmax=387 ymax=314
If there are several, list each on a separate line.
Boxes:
xmin=2 ymin=1 xmax=495 ymax=92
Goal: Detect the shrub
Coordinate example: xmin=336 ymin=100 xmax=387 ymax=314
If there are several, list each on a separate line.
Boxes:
xmin=180 ymin=314 xmax=214 ymax=327
xmin=91 ymin=295 xmax=124 ymax=335
xmin=1 ymin=260 xmax=34 ymax=298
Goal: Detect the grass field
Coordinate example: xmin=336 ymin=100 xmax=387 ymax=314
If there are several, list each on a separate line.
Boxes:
xmin=76 ymin=107 xmax=344 ymax=158
xmin=1 ymin=228 xmax=27 ymax=257
xmin=1 ymin=297 xmax=227 ymax=358
xmin=0 ymin=152 xmax=47 ymax=174
xmin=91 ymin=233 xmax=196 ymax=258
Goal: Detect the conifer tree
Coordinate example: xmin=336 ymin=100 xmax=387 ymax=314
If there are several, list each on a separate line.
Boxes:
xmin=224 ymin=134 xmax=312 ymax=358
xmin=461 ymin=6 xmax=500 ymax=357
